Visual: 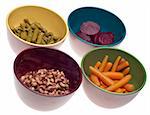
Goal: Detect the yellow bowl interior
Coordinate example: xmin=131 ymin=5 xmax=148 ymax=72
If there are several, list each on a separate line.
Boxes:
xmin=7 ymin=6 xmax=68 ymax=46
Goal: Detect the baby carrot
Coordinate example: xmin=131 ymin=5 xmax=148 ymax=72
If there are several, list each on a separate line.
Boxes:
xmin=102 ymin=72 xmax=124 ymax=80
xmin=90 ymin=74 xmax=100 ymax=86
xmin=94 ymin=61 xmax=101 ymax=69
xmin=89 ymin=66 xmax=114 ymax=86
xmin=119 ymin=58 xmax=126 ymax=64
xmin=115 ymin=88 xmax=126 ymax=93
xmin=103 ymin=62 xmax=113 ymax=72
xmin=100 ymin=85 xmax=106 ymax=89
xmin=111 ymin=56 xmax=122 ymax=72
xmin=99 ymin=55 xmax=109 ymax=72
xmin=117 ymin=61 xmax=129 ymax=71
xmin=100 ymin=81 xmax=107 ymax=88
xmin=106 ymin=74 xmax=132 ymax=91
xmin=122 ymin=67 xmax=130 ymax=75
xmin=114 ymin=80 xmax=119 ymax=83
xmin=124 ymin=84 xmax=135 ymax=92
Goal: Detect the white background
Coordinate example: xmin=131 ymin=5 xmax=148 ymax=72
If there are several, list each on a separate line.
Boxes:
xmin=0 ymin=0 xmax=150 ymax=114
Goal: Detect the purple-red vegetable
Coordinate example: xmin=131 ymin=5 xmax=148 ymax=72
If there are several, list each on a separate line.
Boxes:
xmin=93 ymin=32 xmax=114 ymax=45
xmin=76 ymin=21 xmax=115 ymax=45
xmin=76 ymin=31 xmax=92 ymax=42
xmin=80 ymin=21 xmax=100 ymax=35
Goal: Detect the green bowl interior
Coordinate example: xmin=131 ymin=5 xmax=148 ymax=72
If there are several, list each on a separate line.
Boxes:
xmin=81 ymin=48 xmax=146 ymax=95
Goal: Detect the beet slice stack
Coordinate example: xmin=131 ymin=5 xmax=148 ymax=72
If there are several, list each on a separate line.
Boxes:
xmin=76 ymin=21 xmax=114 ymax=45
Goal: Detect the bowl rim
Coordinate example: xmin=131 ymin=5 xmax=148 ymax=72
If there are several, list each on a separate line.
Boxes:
xmin=6 ymin=5 xmax=69 ymax=47
xmin=81 ymin=47 xmax=146 ymax=96
xmin=14 ymin=47 xmax=83 ymax=97
xmin=67 ymin=6 xmax=126 ymax=47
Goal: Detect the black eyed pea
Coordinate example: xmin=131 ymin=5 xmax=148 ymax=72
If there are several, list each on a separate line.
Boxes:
xmin=20 ymin=69 xmax=70 ymax=96
xmin=31 ymin=81 xmax=38 ymax=86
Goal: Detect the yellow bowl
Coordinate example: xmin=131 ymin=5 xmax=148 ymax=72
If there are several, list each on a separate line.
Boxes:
xmin=7 ymin=5 xmax=68 ymax=47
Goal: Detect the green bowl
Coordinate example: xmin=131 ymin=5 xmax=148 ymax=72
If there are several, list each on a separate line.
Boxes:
xmin=81 ymin=48 xmax=146 ymax=95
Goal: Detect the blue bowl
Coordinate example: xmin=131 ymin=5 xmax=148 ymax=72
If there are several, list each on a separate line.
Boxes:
xmin=68 ymin=7 xmax=126 ymax=47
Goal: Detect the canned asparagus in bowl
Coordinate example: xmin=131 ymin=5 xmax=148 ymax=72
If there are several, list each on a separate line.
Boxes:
xmin=7 ymin=6 xmax=68 ymax=47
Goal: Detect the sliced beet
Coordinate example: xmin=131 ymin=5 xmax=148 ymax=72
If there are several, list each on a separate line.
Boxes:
xmin=93 ymin=32 xmax=114 ymax=45
xmin=80 ymin=21 xmax=100 ymax=35
xmin=76 ymin=31 xmax=92 ymax=42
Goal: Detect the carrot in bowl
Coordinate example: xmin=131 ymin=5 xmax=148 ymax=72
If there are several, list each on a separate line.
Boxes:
xmin=115 ymin=88 xmax=126 ymax=93
xmin=124 ymin=83 xmax=135 ymax=92
xmin=122 ymin=67 xmax=130 ymax=75
xmin=119 ymin=58 xmax=126 ymax=64
xmin=99 ymin=55 xmax=109 ymax=72
xmin=111 ymin=56 xmax=121 ymax=72
xmin=100 ymin=81 xmax=107 ymax=88
xmin=94 ymin=61 xmax=101 ymax=69
xmin=106 ymin=74 xmax=132 ymax=91
xmin=89 ymin=66 xmax=114 ymax=86
xmin=104 ymin=62 xmax=113 ymax=72
xmin=117 ymin=61 xmax=129 ymax=71
xmin=90 ymin=74 xmax=100 ymax=86
xmin=102 ymin=72 xmax=124 ymax=80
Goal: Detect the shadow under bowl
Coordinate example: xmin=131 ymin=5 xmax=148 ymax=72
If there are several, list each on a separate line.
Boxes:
xmin=81 ymin=48 xmax=146 ymax=108
xmin=14 ymin=47 xmax=82 ymax=111
xmin=68 ymin=7 xmax=126 ymax=47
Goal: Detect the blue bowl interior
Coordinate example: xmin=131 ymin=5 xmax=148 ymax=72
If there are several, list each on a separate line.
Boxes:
xmin=68 ymin=7 xmax=126 ymax=47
